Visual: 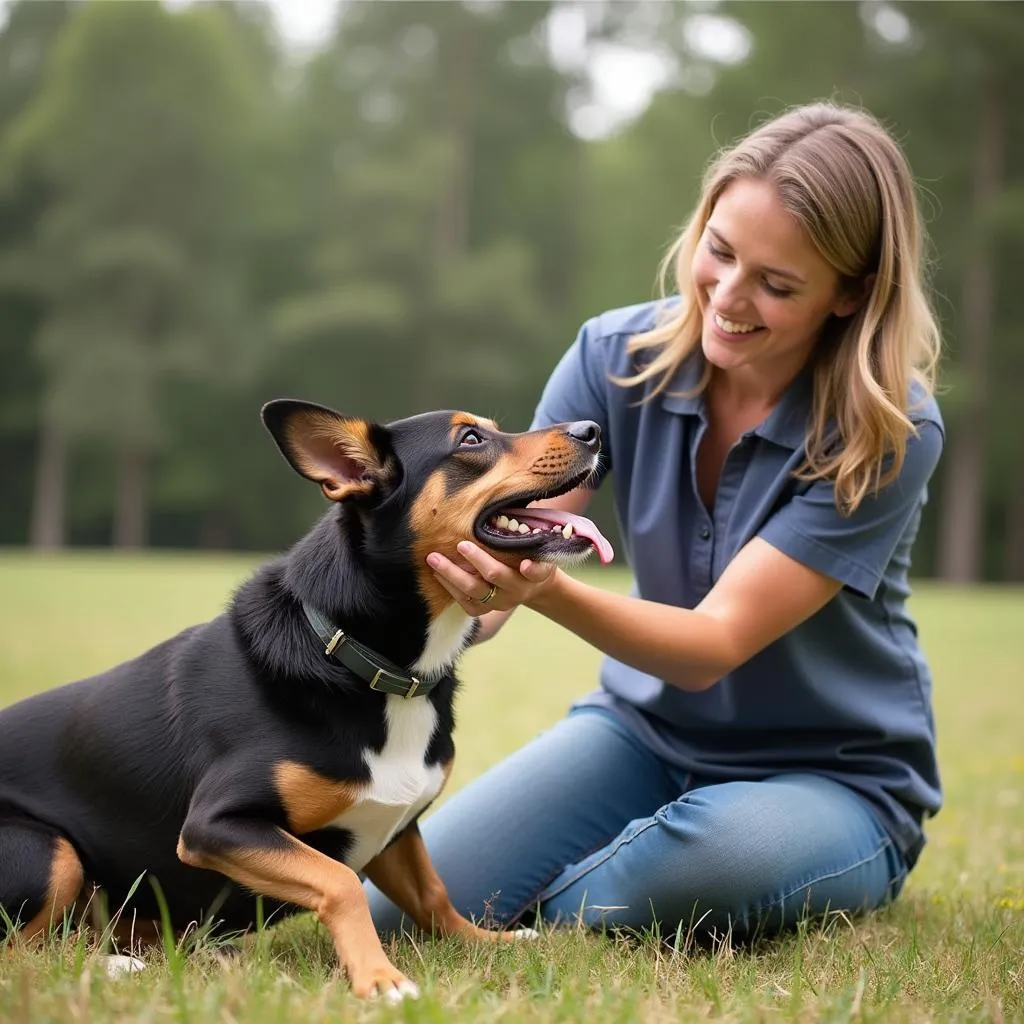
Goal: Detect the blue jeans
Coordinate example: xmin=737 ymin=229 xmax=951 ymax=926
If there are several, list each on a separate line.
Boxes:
xmin=365 ymin=707 xmax=908 ymax=938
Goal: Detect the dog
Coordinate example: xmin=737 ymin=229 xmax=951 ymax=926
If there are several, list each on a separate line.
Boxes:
xmin=0 ymin=399 xmax=614 ymax=1000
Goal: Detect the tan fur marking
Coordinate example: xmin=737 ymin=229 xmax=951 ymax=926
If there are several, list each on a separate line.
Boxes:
xmin=177 ymin=830 xmax=409 ymax=997
xmin=410 ymin=424 xmax=594 ymax=615
xmin=20 ymin=837 xmax=84 ymax=940
xmin=274 ymin=761 xmax=363 ymax=835
xmin=410 ymin=472 xmax=457 ymax=619
xmin=285 ymin=411 xmax=388 ymax=502
xmin=450 ymin=412 xmax=499 ymax=433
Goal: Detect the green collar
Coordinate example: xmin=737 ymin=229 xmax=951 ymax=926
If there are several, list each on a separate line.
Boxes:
xmin=301 ymin=602 xmax=434 ymax=699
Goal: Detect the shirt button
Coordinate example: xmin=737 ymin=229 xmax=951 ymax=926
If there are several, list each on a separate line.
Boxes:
xmin=699 ymin=526 xmax=712 ymax=541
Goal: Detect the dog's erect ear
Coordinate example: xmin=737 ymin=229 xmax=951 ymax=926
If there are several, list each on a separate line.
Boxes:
xmin=261 ymin=400 xmax=394 ymax=503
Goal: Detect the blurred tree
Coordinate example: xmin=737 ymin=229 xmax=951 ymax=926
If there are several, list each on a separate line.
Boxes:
xmin=273 ymin=0 xmax=579 ymax=429
xmin=578 ymin=0 xmax=1024 ymax=581
xmin=2 ymin=0 xmax=265 ymax=547
xmin=145 ymin=0 xmax=308 ymax=551
xmin=0 ymin=0 xmax=76 ymax=547
xmin=849 ymin=1 xmax=1024 ymax=581
xmin=0 ymin=0 xmax=1019 ymax=577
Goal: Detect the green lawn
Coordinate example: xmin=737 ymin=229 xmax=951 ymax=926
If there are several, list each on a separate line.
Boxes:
xmin=0 ymin=550 xmax=1021 ymax=1022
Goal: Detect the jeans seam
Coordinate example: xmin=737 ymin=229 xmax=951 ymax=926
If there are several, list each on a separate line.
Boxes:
xmin=504 ymin=708 xmax=689 ymax=925
xmin=505 ymin=817 xmax=663 ymax=924
xmin=521 ymin=821 xmax=902 ymax=928
xmin=530 ymin=815 xmax=664 ymax=912
xmin=752 ymin=836 xmax=899 ymax=921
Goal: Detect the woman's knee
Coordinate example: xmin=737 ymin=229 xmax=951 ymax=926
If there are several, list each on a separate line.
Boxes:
xmin=542 ymin=775 xmax=903 ymax=937
xmin=657 ymin=777 xmax=901 ymax=921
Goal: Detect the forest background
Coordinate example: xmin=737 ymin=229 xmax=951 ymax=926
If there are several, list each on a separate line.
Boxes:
xmin=0 ymin=0 xmax=1020 ymax=583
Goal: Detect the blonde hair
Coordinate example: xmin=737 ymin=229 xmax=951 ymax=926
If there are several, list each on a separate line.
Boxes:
xmin=618 ymin=102 xmax=941 ymax=514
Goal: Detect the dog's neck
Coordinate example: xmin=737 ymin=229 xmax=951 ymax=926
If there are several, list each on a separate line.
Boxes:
xmin=412 ymin=603 xmax=475 ymax=681
xmin=284 ymin=509 xmax=464 ymax=677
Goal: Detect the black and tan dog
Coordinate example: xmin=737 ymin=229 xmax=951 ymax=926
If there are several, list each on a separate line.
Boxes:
xmin=0 ymin=400 xmax=613 ymax=999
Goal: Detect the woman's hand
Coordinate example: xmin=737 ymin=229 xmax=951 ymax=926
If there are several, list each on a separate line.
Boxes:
xmin=427 ymin=541 xmax=561 ymax=616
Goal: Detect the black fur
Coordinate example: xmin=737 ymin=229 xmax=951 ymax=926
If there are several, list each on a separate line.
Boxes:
xmin=0 ymin=820 xmax=59 ymax=939
xmin=0 ymin=402 xmax=600 ymax=943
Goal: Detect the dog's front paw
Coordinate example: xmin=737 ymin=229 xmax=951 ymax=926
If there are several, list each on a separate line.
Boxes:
xmin=101 ymin=954 xmax=147 ymax=979
xmin=482 ymin=925 xmax=541 ymax=943
xmin=380 ymin=979 xmax=421 ymax=1005
xmin=350 ymin=962 xmax=420 ymax=1002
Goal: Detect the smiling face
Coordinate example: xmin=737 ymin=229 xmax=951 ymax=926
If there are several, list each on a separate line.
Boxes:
xmin=690 ymin=177 xmax=863 ymax=391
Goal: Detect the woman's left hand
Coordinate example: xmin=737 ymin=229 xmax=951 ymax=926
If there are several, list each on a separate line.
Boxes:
xmin=427 ymin=541 xmax=559 ymax=615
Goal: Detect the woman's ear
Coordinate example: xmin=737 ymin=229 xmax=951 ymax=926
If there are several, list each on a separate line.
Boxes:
xmin=833 ymin=273 xmax=876 ymax=319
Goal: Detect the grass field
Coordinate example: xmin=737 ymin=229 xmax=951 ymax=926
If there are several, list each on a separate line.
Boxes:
xmin=0 ymin=550 xmax=1021 ymax=1022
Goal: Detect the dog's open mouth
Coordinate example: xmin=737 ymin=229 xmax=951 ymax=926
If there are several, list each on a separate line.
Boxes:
xmin=474 ymin=483 xmax=614 ymax=565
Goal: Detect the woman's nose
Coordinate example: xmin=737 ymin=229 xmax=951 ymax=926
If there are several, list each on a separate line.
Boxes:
xmin=710 ymin=266 xmax=746 ymax=309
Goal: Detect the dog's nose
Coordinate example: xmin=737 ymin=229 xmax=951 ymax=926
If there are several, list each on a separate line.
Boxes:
xmin=566 ymin=421 xmax=601 ymax=451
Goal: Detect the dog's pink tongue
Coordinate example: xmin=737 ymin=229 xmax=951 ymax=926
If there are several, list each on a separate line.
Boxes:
xmin=503 ymin=507 xmax=615 ymax=565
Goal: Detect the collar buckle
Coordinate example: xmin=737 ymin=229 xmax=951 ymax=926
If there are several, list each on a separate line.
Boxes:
xmin=369 ymin=670 xmax=421 ymax=699
xmin=303 ymin=602 xmax=433 ymax=700
xmin=324 ymin=629 xmax=347 ymax=657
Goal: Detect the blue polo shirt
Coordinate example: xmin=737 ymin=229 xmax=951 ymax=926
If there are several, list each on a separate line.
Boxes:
xmin=531 ymin=300 xmax=945 ymax=865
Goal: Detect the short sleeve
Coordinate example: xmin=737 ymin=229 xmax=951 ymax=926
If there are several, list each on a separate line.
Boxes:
xmin=530 ymin=318 xmax=613 ymax=479
xmin=758 ymin=420 xmax=944 ymax=600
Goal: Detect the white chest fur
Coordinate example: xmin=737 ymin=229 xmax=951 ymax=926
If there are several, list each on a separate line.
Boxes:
xmin=330 ymin=694 xmax=446 ymax=873
xmin=413 ymin=602 xmax=474 ymax=681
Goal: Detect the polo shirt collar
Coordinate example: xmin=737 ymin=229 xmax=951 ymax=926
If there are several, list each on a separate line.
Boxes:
xmin=660 ymin=353 xmax=705 ymax=416
xmin=754 ymin=368 xmax=814 ymax=449
xmin=661 ymin=352 xmax=813 ymax=451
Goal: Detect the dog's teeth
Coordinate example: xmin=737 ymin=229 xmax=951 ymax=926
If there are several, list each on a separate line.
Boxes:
xmin=518 ymin=524 xmax=530 ymax=535
xmin=497 ymin=515 xmax=509 ymax=529
xmin=533 ymin=528 xmax=541 ymax=534
xmin=507 ymin=519 xmax=519 ymax=531
xmin=551 ymin=524 xmax=561 ymax=532
xmin=562 ymin=524 xmax=573 ymax=539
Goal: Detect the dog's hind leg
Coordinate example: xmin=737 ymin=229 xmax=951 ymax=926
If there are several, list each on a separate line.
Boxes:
xmin=0 ymin=821 xmax=84 ymax=942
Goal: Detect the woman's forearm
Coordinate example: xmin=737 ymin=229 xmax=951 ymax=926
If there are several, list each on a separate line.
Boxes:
xmin=526 ymin=571 xmax=736 ymax=691
xmin=472 ymin=608 xmax=515 ymax=645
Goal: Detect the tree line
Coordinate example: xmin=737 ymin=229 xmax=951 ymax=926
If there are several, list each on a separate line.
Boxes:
xmin=0 ymin=0 xmax=1020 ymax=581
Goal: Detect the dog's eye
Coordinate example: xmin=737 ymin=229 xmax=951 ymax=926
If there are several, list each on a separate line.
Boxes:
xmin=460 ymin=429 xmax=485 ymax=447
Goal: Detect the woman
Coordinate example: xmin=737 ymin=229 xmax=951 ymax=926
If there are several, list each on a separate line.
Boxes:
xmin=369 ymin=102 xmax=944 ymax=939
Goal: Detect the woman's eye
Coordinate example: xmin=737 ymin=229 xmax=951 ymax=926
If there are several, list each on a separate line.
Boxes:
xmin=706 ymin=239 xmax=731 ymax=261
xmin=762 ymin=280 xmax=793 ymax=298
xmin=460 ymin=430 xmax=484 ymax=446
